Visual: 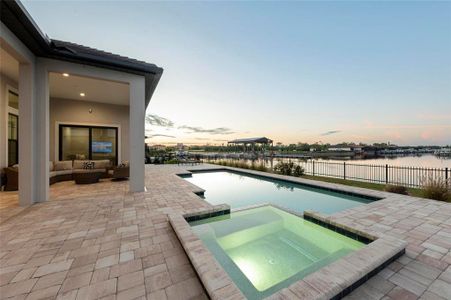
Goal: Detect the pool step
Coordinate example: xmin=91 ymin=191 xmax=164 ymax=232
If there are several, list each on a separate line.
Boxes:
xmin=279 ymin=236 xmax=320 ymax=262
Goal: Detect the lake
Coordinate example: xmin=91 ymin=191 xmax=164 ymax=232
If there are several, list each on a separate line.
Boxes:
xmin=208 ymin=154 xmax=450 ymax=188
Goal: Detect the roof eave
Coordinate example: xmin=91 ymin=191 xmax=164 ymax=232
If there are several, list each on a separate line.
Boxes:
xmin=1 ymin=0 xmax=164 ymax=105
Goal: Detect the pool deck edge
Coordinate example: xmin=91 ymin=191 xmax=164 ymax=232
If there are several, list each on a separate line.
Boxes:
xmin=168 ymin=212 xmax=246 ymax=300
xmin=169 ymin=205 xmax=407 ymax=300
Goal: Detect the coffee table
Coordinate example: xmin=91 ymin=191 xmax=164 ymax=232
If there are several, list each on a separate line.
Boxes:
xmin=73 ymin=171 xmax=102 ymax=184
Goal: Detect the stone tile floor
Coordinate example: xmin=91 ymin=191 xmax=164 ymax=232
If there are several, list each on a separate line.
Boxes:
xmin=0 ymin=164 xmax=450 ymax=299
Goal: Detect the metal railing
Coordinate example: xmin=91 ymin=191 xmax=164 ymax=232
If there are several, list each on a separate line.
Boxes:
xmin=298 ymin=161 xmax=449 ymax=188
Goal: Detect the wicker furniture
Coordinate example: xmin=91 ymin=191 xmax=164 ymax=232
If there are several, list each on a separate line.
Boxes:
xmin=73 ymin=171 xmax=103 ymax=184
xmin=4 ymin=167 xmax=18 ymax=191
xmin=2 ymin=160 xmax=115 ymax=190
xmin=108 ymin=166 xmax=129 ymax=179
xmin=0 ymin=169 xmax=6 ymax=190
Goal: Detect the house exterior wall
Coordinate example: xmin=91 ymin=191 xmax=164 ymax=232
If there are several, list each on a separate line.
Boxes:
xmin=0 ymin=73 xmax=18 ymax=169
xmin=49 ymin=98 xmax=130 ymax=163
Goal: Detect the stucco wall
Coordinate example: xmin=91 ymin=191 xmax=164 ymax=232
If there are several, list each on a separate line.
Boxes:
xmin=49 ymin=98 xmax=130 ymax=163
xmin=0 ymin=73 xmax=18 ymax=169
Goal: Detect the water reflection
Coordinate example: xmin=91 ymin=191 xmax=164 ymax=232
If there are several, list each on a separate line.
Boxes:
xmin=274 ymin=182 xmax=295 ymax=192
xmin=213 ymin=154 xmax=451 ymax=169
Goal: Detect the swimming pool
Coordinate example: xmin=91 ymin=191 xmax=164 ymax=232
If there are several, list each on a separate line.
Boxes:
xmin=184 ymin=170 xmax=376 ymax=214
xmin=190 ymin=206 xmax=365 ymax=299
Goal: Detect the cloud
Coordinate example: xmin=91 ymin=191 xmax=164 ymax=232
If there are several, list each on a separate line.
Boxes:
xmin=147 ymin=134 xmax=176 ymax=138
xmin=194 ymin=137 xmax=211 ymax=140
xmin=145 ymin=114 xmax=174 ymax=128
xmin=178 ymin=125 xmax=235 ymax=135
xmin=321 ymin=130 xmax=341 ymax=136
xmin=145 ymin=114 xmax=236 ymax=137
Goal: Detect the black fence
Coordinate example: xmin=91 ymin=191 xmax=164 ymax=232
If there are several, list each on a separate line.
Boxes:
xmin=298 ymin=161 xmax=449 ymax=188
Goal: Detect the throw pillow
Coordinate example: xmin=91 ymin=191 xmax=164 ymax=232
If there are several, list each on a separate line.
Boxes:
xmin=118 ymin=163 xmax=126 ymax=168
xmin=82 ymin=161 xmax=95 ymax=169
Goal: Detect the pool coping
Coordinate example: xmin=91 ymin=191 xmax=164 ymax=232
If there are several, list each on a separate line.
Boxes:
xmin=169 ymin=205 xmax=407 ymax=300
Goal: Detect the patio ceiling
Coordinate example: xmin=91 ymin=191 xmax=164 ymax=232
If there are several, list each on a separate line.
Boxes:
xmin=49 ymin=72 xmax=129 ymax=106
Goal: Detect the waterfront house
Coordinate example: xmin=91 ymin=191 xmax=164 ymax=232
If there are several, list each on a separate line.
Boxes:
xmin=0 ymin=0 xmax=163 ymax=205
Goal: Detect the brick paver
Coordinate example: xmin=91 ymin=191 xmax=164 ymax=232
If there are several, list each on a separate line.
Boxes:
xmin=0 ymin=164 xmax=450 ymax=299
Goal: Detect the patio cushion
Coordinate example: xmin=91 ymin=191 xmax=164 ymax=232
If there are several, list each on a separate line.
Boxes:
xmin=50 ymin=170 xmax=73 ymax=177
xmin=94 ymin=160 xmax=111 ymax=169
xmin=55 ymin=161 xmax=73 ymax=171
xmin=73 ymin=160 xmax=88 ymax=169
xmin=73 ymin=168 xmax=106 ymax=174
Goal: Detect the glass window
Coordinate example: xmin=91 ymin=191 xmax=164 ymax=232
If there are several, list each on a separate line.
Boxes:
xmin=8 ymin=91 xmax=18 ymax=110
xmin=59 ymin=125 xmax=118 ymax=164
xmin=61 ymin=126 xmax=90 ymax=161
xmin=8 ymin=114 xmax=18 ymax=166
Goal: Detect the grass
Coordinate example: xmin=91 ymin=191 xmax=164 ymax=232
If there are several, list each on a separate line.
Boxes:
xmin=301 ymin=175 xmax=424 ymax=198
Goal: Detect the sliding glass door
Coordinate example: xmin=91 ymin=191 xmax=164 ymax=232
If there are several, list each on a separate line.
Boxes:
xmin=61 ymin=126 xmax=89 ymax=160
xmin=59 ymin=125 xmax=118 ymax=165
xmin=91 ymin=127 xmax=117 ymax=162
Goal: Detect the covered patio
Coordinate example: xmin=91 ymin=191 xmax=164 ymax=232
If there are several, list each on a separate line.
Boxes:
xmin=1 ymin=0 xmax=163 ymax=207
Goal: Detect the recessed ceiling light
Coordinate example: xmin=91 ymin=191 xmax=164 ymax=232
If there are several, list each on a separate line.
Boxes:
xmin=80 ymin=92 xmax=85 ymax=97
xmin=62 ymin=73 xmax=69 ymax=77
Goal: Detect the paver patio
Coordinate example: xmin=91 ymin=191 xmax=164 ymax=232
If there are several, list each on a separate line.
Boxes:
xmin=0 ymin=164 xmax=450 ymax=299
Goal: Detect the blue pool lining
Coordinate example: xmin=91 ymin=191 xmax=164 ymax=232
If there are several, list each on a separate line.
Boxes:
xmin=179 ymin=168 xmax=383 ymax=201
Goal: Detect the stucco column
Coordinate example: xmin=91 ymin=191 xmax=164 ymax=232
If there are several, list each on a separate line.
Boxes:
xmin=18 ymin=63 xmax=34 ymax=206
xmin=129 ymin=78 xmax=145 ymax=192
xmin=34 ymin=59 xmax=49 ymax=202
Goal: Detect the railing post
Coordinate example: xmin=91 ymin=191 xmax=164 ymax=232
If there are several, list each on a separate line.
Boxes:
xmin=343 ymin=162 xmax=346 ymax=180
xmin=385 ymin=164 xmax=389 ymax=184
xmin=312 ymin=160 xmax=315 ymax=176
xmin=446 ymin=167 xmax=449 ymax=186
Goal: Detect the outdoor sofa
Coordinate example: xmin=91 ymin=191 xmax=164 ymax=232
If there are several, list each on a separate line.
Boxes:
xmin=2 ymin=160 xmax=129 ymax=191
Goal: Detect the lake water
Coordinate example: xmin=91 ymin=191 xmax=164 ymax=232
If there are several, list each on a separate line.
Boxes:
xmin=212 ymin=154 xmax=450 ymax=169
xmin=209 ymin=155 xmax=450 ymax=187
xmin=314 ymin=154 xmax=451 ymax=168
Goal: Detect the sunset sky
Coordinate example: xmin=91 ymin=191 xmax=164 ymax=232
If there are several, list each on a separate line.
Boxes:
xmin=23 ymin=1 xmax=451 ymax=146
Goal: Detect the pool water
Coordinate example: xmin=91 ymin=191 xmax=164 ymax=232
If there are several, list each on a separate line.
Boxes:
xmin=184 ymin=170 xmax=373 ymax=214
xmin=191 ymin=206 xmax=364 ymax=299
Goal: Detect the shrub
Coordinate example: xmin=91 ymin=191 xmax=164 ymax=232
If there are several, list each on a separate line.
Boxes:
xmin=420 ymin=177 xmax=451 ymax=202
xmin=164 ymin=158 xmax=179 ymax=164
xmin=274 ymin=162 xmax=304 ymax=177
xmin=254 ymin=162 xmax=268 ymax=172
xmin=274 ymin=161 xmax=293 ymax=176
xmin=384 ymin=185 xmax=408 ymax=195
xmin=293 ymin=165 xmax=305 ymax=177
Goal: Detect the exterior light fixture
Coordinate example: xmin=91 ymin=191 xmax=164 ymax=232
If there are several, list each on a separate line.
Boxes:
xmin=80 ymin=92 xmax=85 ymax=97
xmin=62 ymin=73 xmax=69 ymax=77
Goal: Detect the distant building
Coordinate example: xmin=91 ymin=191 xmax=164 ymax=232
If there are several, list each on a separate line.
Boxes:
xmin=328 ymin=146 xmax=363 ymax=153
xmin=228 ymin=137 xmax=273 ymax=153
xmin=151 ymin=144 xmax=167 ymax=151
